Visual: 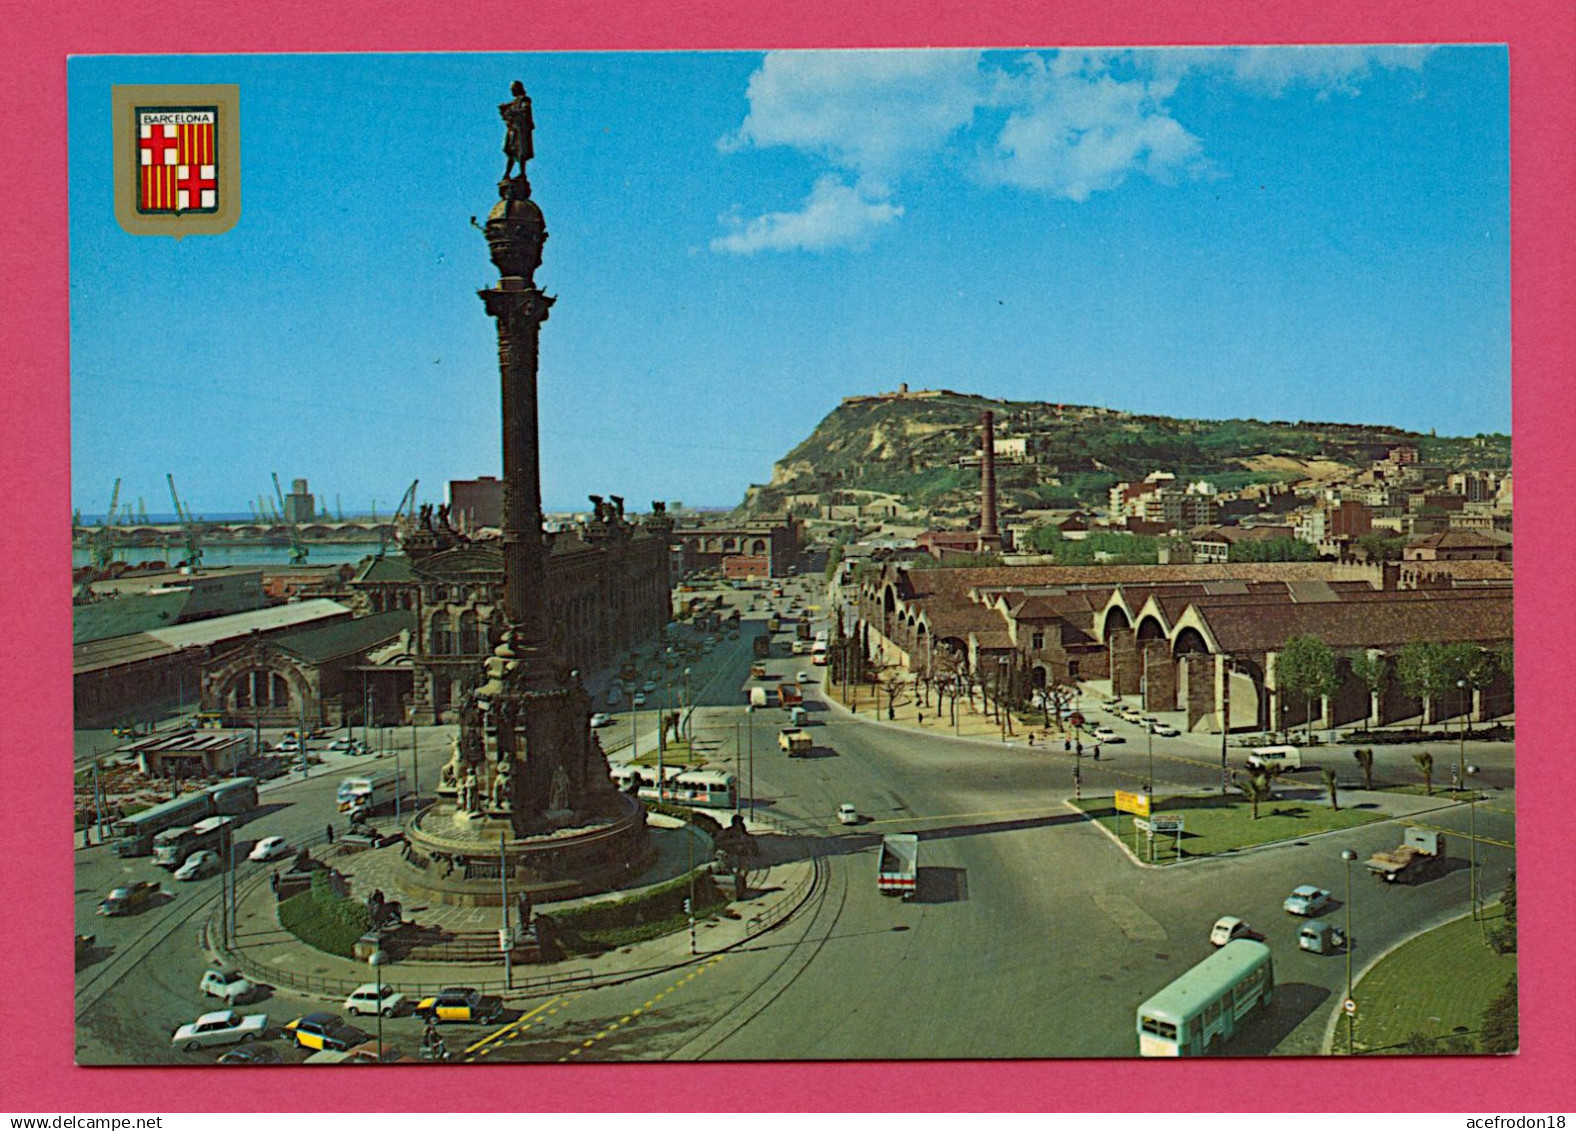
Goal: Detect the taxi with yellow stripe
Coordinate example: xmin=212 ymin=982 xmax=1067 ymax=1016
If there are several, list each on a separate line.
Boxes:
xmin=412 ymin=987 xmax=502 ymax=1024
xmin=284 ymin=1011 xmax=369 ymax=1052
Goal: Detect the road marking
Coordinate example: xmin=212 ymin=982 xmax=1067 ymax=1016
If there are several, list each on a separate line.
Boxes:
xmin=1093 ymin=892 xmax=1168 ymax=942
xmin=556 ymin=956 xmax=726 ymax=1062
xmin=464 ymin=995 xmax=570 ymax=1056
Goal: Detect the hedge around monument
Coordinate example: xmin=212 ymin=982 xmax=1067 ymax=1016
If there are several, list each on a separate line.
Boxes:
xmin=278 ymin=871 xmax=373 ymax=958
xmin=550 ymin=868 xmax=728 ymax=952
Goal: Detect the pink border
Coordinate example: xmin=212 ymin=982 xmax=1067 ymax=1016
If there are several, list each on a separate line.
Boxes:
xmin=3 ymin=0 xmax=1571 ymax=1113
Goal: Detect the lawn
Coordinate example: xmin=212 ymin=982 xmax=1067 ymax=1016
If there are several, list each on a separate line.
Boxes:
xmin=1344 ymin=904 xmax=1515 ymax=1054
xmin=1074 ymin=791 xmax=1388 ymax=862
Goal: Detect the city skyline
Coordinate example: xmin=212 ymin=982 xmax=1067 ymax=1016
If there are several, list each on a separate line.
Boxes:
xmin=68 ymin=47 xmax=1509 ymax=517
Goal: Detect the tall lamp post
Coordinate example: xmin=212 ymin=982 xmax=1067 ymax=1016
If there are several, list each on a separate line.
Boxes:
xmin=1465 ymin=763 xmax=1480 ymax=925
xmin=998 ymin=657 xmax=1010 ymax=742
xmin=746 ymin=704 xmax=755 ymax=817
xmin=1219 ymin=655 xmax=1232 ymax=795
xmin=1456 ymin=678 xmax=1468 ymax=794
xmin=1341 ymin=847 xmax=1358 ymax=1055
xmin=684 ymin=667 xmax=693 ymax=741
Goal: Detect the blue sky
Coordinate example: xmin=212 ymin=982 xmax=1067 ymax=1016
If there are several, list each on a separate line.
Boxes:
xmin=68 ymin=47 xmax=1508 ymax=517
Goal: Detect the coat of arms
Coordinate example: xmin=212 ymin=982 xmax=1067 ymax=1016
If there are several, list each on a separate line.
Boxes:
xmin=113 ymin=84 xmax=240 ymax=238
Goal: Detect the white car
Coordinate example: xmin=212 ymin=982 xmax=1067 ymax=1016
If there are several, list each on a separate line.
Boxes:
xmin=327 ymin=737 xmax=355 ymax=751
xmin=175 ymin=850 xmax=220 ymax=881
xmin=248 ymin=836 xmax=291 ymax=862
xmin=1150 ymin=722 xmax=1181 ymax=737
xmin=642 ymin=680 xmax=657 ymax=693
xmin=275 ymin=738 xmax=301 ymax=753
xmin=631 ymin=693 xmax=647 ymax=708
xmin=836 ymin=804 xmax=860 ymax=826
xmin=1093 ymin=726 xmax=1118 ymax=741
xmin=796 ymin=671 xmax=811 ymax=684
xmin=172 ymin=1009 xmax=269 ymax=1052
xmin=1210 ymin=916 xmax=1251 ymax=947
xmin=589 ymin=712 xmax=613 ymax=728
xmin=201 ymin=968 xmax=258 ymax=1004
xmin=344 ymin=983 xmax=407 ymax=1018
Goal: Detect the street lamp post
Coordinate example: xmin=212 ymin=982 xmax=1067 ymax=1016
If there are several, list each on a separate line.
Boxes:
xmin=998 ymin=657 xmax=1010 ymax=742
xmin=746 ymin=704 xmax=755 ymax=817
xmin=1341 ymin=848 xmax=1358 ymax=1055
xmin=1456 ymin=678 xmax=1468 ymax=796
xmin=1466 ymin=763 xmax=1480 ymax=925
xmin=684 ymin=667 xmax=693 ymax=741
xmin=1219 ymin=655 xmax=1232 ymax=795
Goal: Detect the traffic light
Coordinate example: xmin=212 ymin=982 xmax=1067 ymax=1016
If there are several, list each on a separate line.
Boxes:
xmin=682 ymin=898 xmax=692 ymax=916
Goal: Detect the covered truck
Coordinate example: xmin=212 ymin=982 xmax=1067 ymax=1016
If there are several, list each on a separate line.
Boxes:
xmin=1366 ymin=827 xmax=1447 ymax=884
xmin=778 ymin=683 xmax=803 ymax=709
xmin=877 ymin=834 xmax=919 ymax=900
xmin=778 ymin=727 xmax=812 ymax=756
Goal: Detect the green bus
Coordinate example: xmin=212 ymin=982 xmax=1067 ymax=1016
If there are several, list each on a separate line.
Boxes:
xmin=1136 ymin=939 xmax=1274 ymax=1056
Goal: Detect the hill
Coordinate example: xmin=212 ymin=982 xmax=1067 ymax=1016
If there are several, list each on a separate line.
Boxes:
xmin=737 ymin=390 xmax=1509 ymax=521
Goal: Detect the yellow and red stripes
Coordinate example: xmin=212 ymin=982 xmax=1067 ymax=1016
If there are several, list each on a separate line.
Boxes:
xmin=139 ymin=121 xmax=215 ymax=211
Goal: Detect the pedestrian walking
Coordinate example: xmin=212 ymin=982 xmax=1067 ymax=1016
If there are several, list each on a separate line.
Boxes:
xmin=325 ymin=822 xmax=334 ymax=845
xmin=1064 ymin=738 xmax=1071 ymax=752
xmin=918 ymin=712 xmax=924 ymax=727
xmin=270 ymin=870 xmax=280 ymax=895
xmin=1093 ymin=744 xmax=1101 ymax=761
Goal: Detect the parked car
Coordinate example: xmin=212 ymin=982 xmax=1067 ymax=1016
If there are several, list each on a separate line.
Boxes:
xmin=275 ymin=738 xmax=301 ymax=753
xmin=1209 ymin=916 xmax=1252 ymax=947
xmin=642 ymin=680 xmax=657 ymax=693
xmin=344 ymin=983 xmax=407 ymax=1018
xmin=284 ymin=1012 xmax=370 ymax=1052
xmin=837 ymin=803 xmax=860 ymax=826
xmin=172 ymin=1009 xmax=269 ymax=1052
xmin=1283 ymin=885 xmax=1332 ymax=916
xmin=589 ymin=712 xmax=613 ymax=728
xmin=98 ymin=880 xmax=161 ymax=916
xmin=345 ymin=1039 xmax=419 ymax=1064
xmin=631 ymin=693 xmax=647 ymax=708
xmin=248 ymin=836 xmax=291 ymax=862
xmin=216 ymin=1045 xmax=283 ymax=1066
xmin=1093 ymin=726 xmax=1117 ymax=740
xmin=1150 ymin=722 xmax=1181 ymax=737
xmin=796 ymin=671 xmax=811 ymax=684
xmin=327 ymin=737 xmax=355 ymax=751
xmin=175 ymin=850 xmax=221 ymax=881
xmin=412 ymin=987 xmax=503 ymax=1024
xmin=201 ymin=968 xmax=258 ymax=1005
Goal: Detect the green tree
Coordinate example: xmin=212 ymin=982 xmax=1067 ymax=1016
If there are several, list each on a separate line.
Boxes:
xmin=1230 ymin=537 xmax=1320 ymax=563
xmin=1478 ymin=973 xmax=1518 ymax=1054
xmin=1395 ymin=641 xmax=1455 ymax=725
xmin=1277 ymin=634 xmax=1339 ymax=743
xmin=1355 ymin=532 xmax=1405 ymax=562
xmin=1322 ymin=766 xmax=1340 ymax=811
xmin=1353 ymin=747 xmax=1375 ymax=791
xmin=1412 ymin=749 xmax=1434 ymax=796
xmin=1349 ymin=651 xmax=1392 ymax=728
xmin=1237 ymin=768 xmax=1276 ymax=820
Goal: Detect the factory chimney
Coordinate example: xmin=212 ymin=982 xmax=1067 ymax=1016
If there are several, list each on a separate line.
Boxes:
xmin=978 ymin=409 xmax=1001 ymax=552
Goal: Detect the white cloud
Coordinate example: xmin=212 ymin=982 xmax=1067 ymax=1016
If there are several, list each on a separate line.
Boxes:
xmin=1149 ymin=45 xmax=1436 ymax=97
xmin=711 ymin=175 xmax=903 ymax=255
xmin=712 ymin=46 xmax=1437 ymax=251
xmin=720 ymin=49 xmax=986 ymax=183
xmin=982 ymin=55 xmax=1203 ymax=199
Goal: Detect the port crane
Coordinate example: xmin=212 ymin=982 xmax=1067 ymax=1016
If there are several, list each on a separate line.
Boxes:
xmin=377 ymin=479 xmax=419 ymax=557
xmin=90 ymin=478 xmax=123 ymax=568
xmin=166 ymin=473 xmax=203 ymax=569
xmin=272 ymin=472 xmax=309 ymax=565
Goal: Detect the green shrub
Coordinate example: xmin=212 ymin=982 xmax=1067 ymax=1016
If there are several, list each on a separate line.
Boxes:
xmin=277 ymin=871 xmax=372 ymax=957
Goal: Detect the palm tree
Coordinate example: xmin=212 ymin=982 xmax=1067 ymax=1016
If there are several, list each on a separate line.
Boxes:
xmin=1237 ymin=769 xmax=1276 ymax=820
xmin=1322 ymin=766 xmax=1340 ymax=811
xmin=1412 ymin=749 xmax=1434 ymax=796
xmin=1353 ymin=747 xmax=1375 ymax=791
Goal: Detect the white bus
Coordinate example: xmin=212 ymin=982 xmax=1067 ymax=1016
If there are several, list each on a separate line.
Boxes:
xmin=1136 ymin=940 xmax=1274 ymax=1056
xmin=610 ymin=765 xmax=738 ymax=809
xmin=336 ymin=770 xmax=401 ymax=815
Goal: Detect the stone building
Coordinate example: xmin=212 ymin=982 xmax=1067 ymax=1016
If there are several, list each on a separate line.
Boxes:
xmin=348 ymin=500 xmax=672 ymax=723
xmin=675 ymin=514 xmax=803 ymax=578
xmin=854 ymin=560 xmax=1511 ymax=736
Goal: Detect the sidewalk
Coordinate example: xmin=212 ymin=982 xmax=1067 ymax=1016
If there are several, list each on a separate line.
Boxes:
xmin=212 ymin=813 xmax=818 ymax=1004
xmin=823 ymin=672 xmax=1078 ymax=748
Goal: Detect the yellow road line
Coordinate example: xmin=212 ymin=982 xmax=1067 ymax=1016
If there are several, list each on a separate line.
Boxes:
xmin=555 ymin=956 xmax=726 ymax=1062
xmin=465 ymin=995 xmax=568 ymax=1055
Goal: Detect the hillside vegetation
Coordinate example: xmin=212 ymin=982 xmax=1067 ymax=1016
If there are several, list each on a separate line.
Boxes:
xmin=739 ymin=392 xmax=1508 ymax=519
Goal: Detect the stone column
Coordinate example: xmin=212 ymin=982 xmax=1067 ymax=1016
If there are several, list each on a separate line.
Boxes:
xmin=1109 ymin=628 xmax=1141 ymax=697
xmin=1183 ymin=653 xmax=1214 ymax=731
xmin=1142 ymin=640 xmax=1176 ymax=712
